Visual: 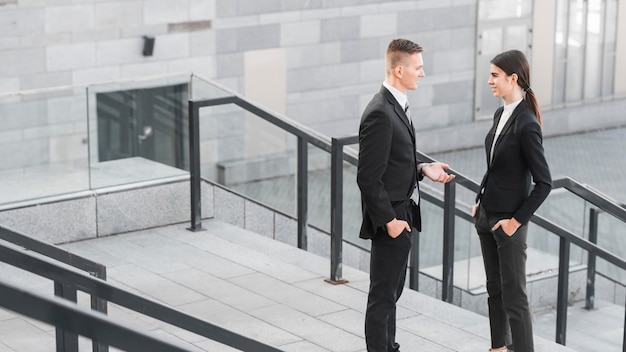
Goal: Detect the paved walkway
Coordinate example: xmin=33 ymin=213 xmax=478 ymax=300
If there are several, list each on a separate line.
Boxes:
xmin=534 ymin=299 xmax=624 ymax=352
xmin=0 ymin=220 xmax=579 ymax=351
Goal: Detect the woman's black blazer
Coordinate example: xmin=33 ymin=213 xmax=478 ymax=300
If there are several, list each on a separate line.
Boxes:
xmin=476 ymin=102 xmax=552 ymax=225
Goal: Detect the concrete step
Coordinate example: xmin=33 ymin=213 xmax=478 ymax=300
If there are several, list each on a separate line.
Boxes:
xmin=534 ymin=299 xmax=624 ymax=352
xmin=0 ymin=219 xmax=580 ymax=351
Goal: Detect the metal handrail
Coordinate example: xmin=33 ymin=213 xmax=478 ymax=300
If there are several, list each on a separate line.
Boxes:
xmin=187 ymin=94 xmax=333 ymax=253
xmin=552 ymin=177 xmax=626 ymax=221
xmin=0 ymin=241 xmax=282 ymax=352
xmin=329 ymin=137 xmax=626 ymax=346
xmin=0 ymin=280 xmax=198 ymax=352
xmin=417 ymin=150 xmax=626 ymax=345
xmin=0 ymin=225 xmax=108 ymax=352
xmin=0 ymin=226 xmax=107 ymax=277
xmin=185 ymin=86 xmax=626 ymax=348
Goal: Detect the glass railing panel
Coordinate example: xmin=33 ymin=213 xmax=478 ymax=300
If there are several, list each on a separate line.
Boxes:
xmin=419 ymin=196 xmax=445 ymax=275
xmin=596 ymin=210 xmax=626 ymax=284
xmin=307 ymin=144 xmax=330 ymax=233
xmin=430 ymin=148 xmax=484 ymax=185
xmin=417 ymin=185 xmax=486 ymax=291
xmin=537 ymin=190 xmax=589 ymax=239
xmin=200 ymin=103 xmax=297 ymax=217
xmin=533 ymin=190 xmax=589 ymax=264
xmin=455 ymin=184 xmax=479 ymax=214
xmin=525 ymin=221 xmax=564 ymax=276
xmin=544 ymin=127 xmax=626 ymax=206
xmin=0 ymin=87 xmax=91 ymax=205
xmin=190 ymin=74 xmax=236 ymax=101
xmin=341 ymin=160 xmax=369 ymax=248
xmin=454 ymin=215 xmax=485 ymax=291
xmin=86 ymin=74 xmax=190 ymax=189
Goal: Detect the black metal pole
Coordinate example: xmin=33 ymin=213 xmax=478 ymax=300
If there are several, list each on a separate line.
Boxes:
xmin=187 ymin=100 xmax=204 ymax=232
xmin=0 ymin=281 xmax=202 ymax=352
xmin=327 ymin=138 xmax=347 ymax=284
xmin=623 ymin=296 xmax=626 ymax=352
xmin=442 ymin=180 xmax=456 ymax=302
xmin=297 ymin=137 xmax=308 ymax=250
xmin=556 ymin=237 xmax=570 ymax=345
xmin=91 ymin=265 xmax=109 ymax=352
xmin=586 ymin=208 xmax=599 ymax=310
xmin=55 ymin=282 xmax=79 ymax=352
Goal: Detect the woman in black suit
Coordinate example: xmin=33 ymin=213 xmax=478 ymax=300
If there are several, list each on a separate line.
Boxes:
xmin=472 ymin=50 xmax=552 ymax=352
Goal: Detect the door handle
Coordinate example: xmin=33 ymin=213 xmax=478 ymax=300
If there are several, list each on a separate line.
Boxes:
xmin=138 ymin=126 xmax=153 ymax=141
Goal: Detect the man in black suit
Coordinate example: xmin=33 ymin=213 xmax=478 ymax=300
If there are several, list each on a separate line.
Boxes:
xmin=357 ymin=38 xmax=455 ymax=352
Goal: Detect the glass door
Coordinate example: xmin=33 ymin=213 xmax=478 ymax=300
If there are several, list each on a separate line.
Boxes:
xmin=96 ymin=83 xmax=189 ymax=170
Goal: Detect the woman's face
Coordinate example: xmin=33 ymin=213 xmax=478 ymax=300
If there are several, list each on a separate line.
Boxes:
xmin=487 ymin=64 xmax=515 ymax=98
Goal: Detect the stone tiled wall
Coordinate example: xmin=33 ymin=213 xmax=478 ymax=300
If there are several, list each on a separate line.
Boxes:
xmin=211 ymin=1 xmax=479 ymax=142
xmin=208 ymin=0 xmax=483 ymax=157
xmin=0 ymin=0 xmax=216 ymax=91
xmin=0 ymin=0 xmax=483 ymax=152
xmin=0 ymin=179 xmax=212 ymax=241
xmin=3 ymin=1 xmax=626 ymax=153
xmin=0 ymin=90 xmax=88 ymax=172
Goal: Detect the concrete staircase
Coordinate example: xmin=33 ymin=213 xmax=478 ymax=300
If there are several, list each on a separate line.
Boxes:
xmin=0 ymin=219 xmax=580 ymax=351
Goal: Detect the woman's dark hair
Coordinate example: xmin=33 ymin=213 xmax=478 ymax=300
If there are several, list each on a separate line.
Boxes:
xmin=491 ymin=50 xmax=542 ymax=127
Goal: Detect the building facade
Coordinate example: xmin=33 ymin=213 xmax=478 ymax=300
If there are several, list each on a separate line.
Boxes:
xmin=1 ymin=0 xmax=625 ymax=155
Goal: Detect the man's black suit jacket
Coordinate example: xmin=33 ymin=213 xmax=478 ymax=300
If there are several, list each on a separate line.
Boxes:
xmin=477 ymin=102 xmax=552 ymax=225
xmin=357 ymin=86 xmax=423 ymax=239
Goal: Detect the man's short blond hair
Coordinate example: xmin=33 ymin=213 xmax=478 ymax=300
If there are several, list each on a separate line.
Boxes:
xmin=386 ymin=39 xmax=423 ymax=73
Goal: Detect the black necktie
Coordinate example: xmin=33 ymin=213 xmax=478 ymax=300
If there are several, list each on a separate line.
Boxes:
xmin=405 ymin=103 xmax=413 ymax=128
xmin=406 ymin=103 xmax=419 ymax=205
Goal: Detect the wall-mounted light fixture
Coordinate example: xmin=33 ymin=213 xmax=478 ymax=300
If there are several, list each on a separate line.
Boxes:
xmin=142 ymin=36 xmax=155 ymax=56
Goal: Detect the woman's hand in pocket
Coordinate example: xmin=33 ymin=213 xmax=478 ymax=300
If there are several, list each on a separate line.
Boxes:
xmin=385 ymin=218 xmax=411 ymax=238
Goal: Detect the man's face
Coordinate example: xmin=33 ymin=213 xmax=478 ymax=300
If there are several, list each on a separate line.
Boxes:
xmin=398 ymin=52 xmax=425 ymax=92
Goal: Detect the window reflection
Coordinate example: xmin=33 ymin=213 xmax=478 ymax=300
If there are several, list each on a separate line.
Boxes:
xmin=475 ymin=0 xmax=532 ymax=118
xmin=602 ymin=0 xmax=617 ymax=97
xmin=478 ymin=0 xmax=531 ymax=20
xmin=553 ymin=0 xmax=617 ymax=104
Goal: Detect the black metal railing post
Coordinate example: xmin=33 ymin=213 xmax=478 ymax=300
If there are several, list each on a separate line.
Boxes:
xmin=54 ymin=282 xmax=79 ymax=352
xmin=178 ymin=91 xmax=626 ymax=350
xmin=586 ymin=207 xmax=599 ymax=310
xmin=0 ymin=281 xmax=198 ymax=352
xmin=0 ymin=225 xmax=110 ymax=351
xmin=1 ymin=243 xmax=283 ymax=352
xmin=556 ymin=237 xmax=571 ymax=345
xmin=442 ymin=180 xmax=456 ymax=303
xmin=91 ymin=265 xmax=109 ymax=352
xmin=327 ymin=137 xmax=348 ymax=284
xmin=623 ymin=296 xmax=626 ymax=350
xmin=297 ymin=137 xmax=308 ymax=250
xmin=187 ymin=100 xmax=204 ymax=232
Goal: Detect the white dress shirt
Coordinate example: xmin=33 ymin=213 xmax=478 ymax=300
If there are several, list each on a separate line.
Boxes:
xmin=490 ymin=98 xmax=523 ymax=163
xmin=382 ymin=81 xmax=408 ymax=110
